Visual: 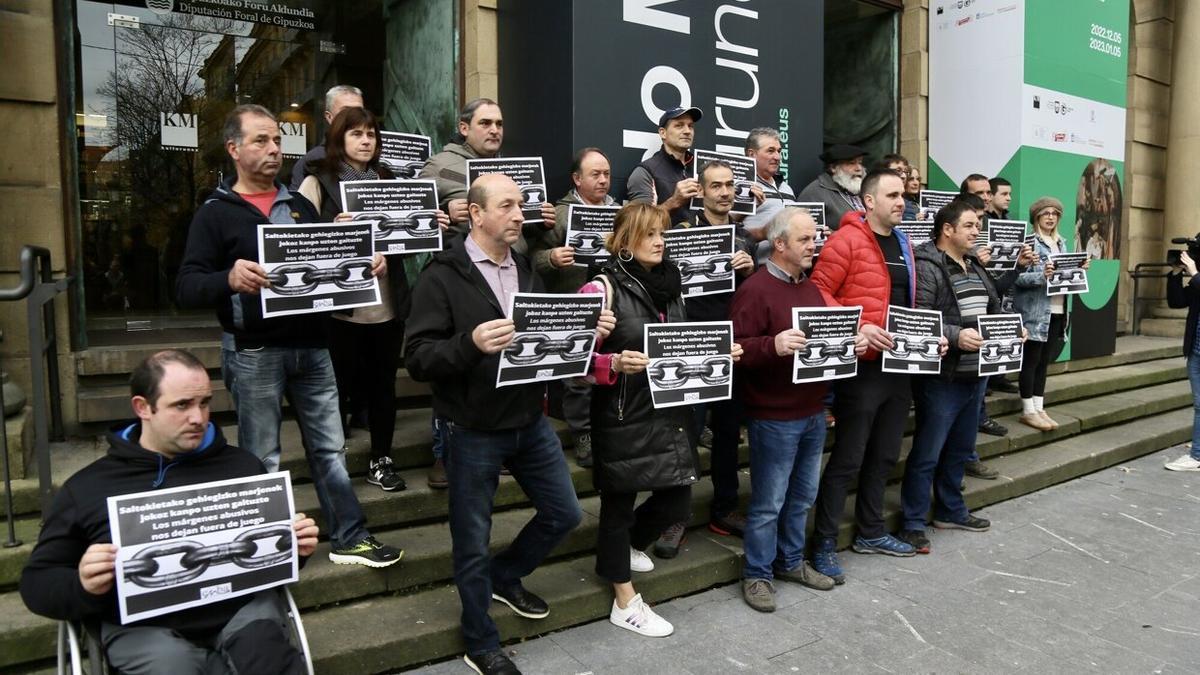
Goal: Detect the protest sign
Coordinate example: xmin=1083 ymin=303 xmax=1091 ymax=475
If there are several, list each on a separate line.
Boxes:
xmin=896 ymin=221 xmax=931 ymax=246
xmin=977 ymin=314 xmax=1025 ymax=376
xmin=498 ymin=293 xmax=603 ymax=387
xmin=918 ymin=189 xmax=958 ymax=220
xmin=793 ymin=201 xmax=829 ymax=255
xmin=340 ymin=179 xmax=442 ymax=254
xmin=258 ymin=222 xmax=379 ymax=318
xmin=663 ymin=225 xmax=736 ymax=297
xmin=792 ymin=306 xmax=862 ymax=383
xmin=107 ymin=472 xmax=297 ymax=624
xmin=1047 ymin=252 xmax=1090 ymax=295
xmin=565 ymin=204 xmax=620 ymax=268
xmin=690 ymin=150 xmax=757 ymax=216
xmin=984 ymin=219 xmax=1027 ymax=271
xmin=378 ymin=131 xmax=431 ymax=179
xmin=881 ymin=305 xmax=943 ymax=375
xmin=645 ymin=321 xmax=734 ymax=408
xmin=466 ymin=157 xmax=548 ymax=224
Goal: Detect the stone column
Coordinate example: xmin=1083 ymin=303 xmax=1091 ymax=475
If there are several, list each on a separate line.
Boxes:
xmin=1164 ymin=1 xmax=1200 ymax=243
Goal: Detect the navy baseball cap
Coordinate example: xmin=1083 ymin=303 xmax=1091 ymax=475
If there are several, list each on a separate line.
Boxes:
xmin=658 ymin=106 xmax=703 ymax=128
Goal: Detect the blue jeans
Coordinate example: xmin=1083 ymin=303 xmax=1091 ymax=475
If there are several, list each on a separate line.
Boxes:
xmin=221 ymin=342 xmax=367 ymax=549
xmin=901 ymin=377 xmax=982 ymax=530
xmin=743 ymin=414 xmax=826 ymax=580
xmin=444 ymin=416 xmax=583 ymax=654
xmin=969 ymin=376 xmax=990 ymax=464
xmin=1189 ymin=355 xmax=1200 ymax=460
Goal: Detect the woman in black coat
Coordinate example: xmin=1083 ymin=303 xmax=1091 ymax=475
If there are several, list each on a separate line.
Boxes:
xmin=580 ymin=203 xmax=741 ymax=638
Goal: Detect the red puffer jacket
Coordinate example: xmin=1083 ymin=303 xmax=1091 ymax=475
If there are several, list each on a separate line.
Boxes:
xmin=812 ymin=210 xmax=917 ymax=360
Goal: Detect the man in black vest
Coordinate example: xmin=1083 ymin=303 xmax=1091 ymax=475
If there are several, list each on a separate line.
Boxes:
xmin=625 ymin=106 xmax=703 ymax=226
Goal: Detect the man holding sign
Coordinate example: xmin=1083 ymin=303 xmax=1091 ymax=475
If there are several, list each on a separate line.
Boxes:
xmin=176 ymin=104 xmax=399 ymax=569
xmin=405 ymin=173 xmax=612 ymax=674
xmin=901 ymin=201 xmax=1032 ymax=554
xmin=731 ymin=207 xmax=867 ymax=611
xmin=20 ymin=350 xmax=317 ymax=673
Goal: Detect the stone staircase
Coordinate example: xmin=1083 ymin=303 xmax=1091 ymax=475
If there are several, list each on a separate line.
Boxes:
xmin=0 ymin=336 xmax=1190 ymax=673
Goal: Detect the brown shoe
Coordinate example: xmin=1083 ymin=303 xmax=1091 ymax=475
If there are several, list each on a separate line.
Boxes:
xmin=1019 ymin=413 xmax=1052 ymax=431
xmin=427 ymin=458 xmax=448 ymax=489
xmin=1038 ymin=410 xmax=1059 ymax=429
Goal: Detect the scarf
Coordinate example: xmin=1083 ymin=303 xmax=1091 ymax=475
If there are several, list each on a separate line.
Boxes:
xmin=619 ymin=256 xmax=681 ymax=314
xmin=337 ymin=162 xmax=378 ymax=183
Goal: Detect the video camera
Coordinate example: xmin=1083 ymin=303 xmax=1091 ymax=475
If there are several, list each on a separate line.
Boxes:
xmin=1169 ymin=234 xmax=1200 ymax=266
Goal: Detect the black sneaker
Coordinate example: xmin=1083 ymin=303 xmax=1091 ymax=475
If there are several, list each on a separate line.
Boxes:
xmin=932 ymin=514 xmax=991 ymax=532
xmin=491 ymin=583 xmax=549 ymax=619
xmin=964 ymin=460 xmax=1000 ymax=480
xmin=574 ymin=432 xmax=593 ymax=468
xmin=709 ymin=512 xmax=746 ymax=538
xmin=978 ymin=418 xmax=1009 ymax=437
xmin=367 ymin=457 xmax=407 ymax=492
xmin=329 ymin=535 xmax=403 ymax=568
xmin=654 ymin=521 xmax=687 ymax=559
xmin=464 ymin=650 xmax=521 ymax=675
xmin=896 ymin=529 xmax=931 ymax=554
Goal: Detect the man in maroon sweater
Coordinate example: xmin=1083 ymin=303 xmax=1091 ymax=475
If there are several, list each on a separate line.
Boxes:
xmin=730 ymin=207 xmax=867 ymax=613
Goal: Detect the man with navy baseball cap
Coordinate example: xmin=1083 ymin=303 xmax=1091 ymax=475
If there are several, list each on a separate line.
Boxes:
xmin=625 ymin=106 xmax=704 ymax=226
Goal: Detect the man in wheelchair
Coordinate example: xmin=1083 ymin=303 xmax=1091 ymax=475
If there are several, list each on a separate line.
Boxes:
xmin=20 ymin=349 xmax=318 ymax=674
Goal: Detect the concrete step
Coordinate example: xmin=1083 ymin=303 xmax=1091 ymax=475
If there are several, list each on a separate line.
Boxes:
xmin=302 ymin=407 xmax=1195 ymax=674
xmin=1149 ymin=306 xmax=1188 ymax=320
xmin=1139 ymin=317 xmax=1186 ymax=339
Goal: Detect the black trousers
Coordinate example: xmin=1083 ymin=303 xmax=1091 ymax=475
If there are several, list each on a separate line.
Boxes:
xmin=595 ymin=485 xmax=692 ymax=583
xmin=328 ymin=318 xmax=402 ymax=461
xmin=1019 ymin=313 xmax=1066 ymax=398
xmin=812 ymin=358 xmax=912 ymax=541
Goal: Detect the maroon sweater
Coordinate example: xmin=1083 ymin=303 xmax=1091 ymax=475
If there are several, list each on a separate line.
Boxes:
xmin=730 ymin=266 xmax=829 ymax=420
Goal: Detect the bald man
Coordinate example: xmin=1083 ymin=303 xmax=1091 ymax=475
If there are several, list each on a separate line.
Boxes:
xmin=405 ymin=173 xmax=612 ymax=675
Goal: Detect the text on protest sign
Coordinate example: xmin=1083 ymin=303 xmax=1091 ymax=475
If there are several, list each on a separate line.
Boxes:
xmin=645 ymin=321 xmax=734 ymax=408
xmin=258 ymin=223 xmax=380 ymax=318
xmin=498 ymin=292 xmax=603 ymax=387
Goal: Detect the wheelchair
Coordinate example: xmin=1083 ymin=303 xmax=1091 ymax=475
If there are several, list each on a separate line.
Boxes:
xmin=57 ymin=587 xmax=313 ymax=675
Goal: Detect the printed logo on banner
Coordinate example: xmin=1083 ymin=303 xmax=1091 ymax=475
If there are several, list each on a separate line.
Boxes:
xmin=160 ymin=112 xmax=197 ymax=151
xmin=279 ymin=122 xmax=307 ymax=158
xmin=146 ymin=0 xmax=174 ymax=15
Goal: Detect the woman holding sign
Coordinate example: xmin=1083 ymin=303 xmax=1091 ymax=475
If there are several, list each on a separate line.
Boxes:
xmin=1013 ymin=196 xmax=1088 ymax=431
xmin=298 ymin=107 xmax=449 ymax=492
xmin=580 ymin=203 xmax=741 ymax=638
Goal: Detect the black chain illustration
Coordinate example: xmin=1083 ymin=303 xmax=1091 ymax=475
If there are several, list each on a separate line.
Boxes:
xmin=567 ymin=232 xmax=607 ymax=256
xmin=122 ymin=524 xmax=294 ymax=589
xmin=354 ymin=211 xmax=440 ymax=239
xmin=267 ymin=259 xmax=375 ymax=296
xmin=980 ymin=339 xmax=1024 ymax=362
xmin=647 ymin=356 xmax=733 ymax=389
xmin=989 ymin=242 xmax=1023 ymax=260
xmin=887 ymin=335 xmax=942 ymax=361
xmin=1049 ymin=269 xmax=1087 ymax=285
xmin=797 ymin=337 xmax=857 ymax=367
xmin=520 ymin=184 xmax=547 ymax=205
xmin=380 ymin=158 xmax=424 ymax=179
xmin=677 ymin=255 xmax=734 ymax=282
xmin=734 ymin=179 xmax=755 ymax=202
xmin=504 ymin=331 xmax=595 ymax=365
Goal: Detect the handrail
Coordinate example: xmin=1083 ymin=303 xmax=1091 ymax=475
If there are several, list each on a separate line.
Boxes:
xmin=1128 ymin=262 xmax=1176 ymax=336
xmin=0 ymin=245 xmax=72 ymax=540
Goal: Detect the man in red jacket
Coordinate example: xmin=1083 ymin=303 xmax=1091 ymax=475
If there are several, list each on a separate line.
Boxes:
xmin=731 ymin=207 xmax=867 ymax=612
xmin=807 ymin=169 xmax=947 ymax=582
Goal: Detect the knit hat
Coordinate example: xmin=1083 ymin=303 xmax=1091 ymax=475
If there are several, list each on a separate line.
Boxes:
xmin=1028 ymin=196 xmax=1064 ymax=224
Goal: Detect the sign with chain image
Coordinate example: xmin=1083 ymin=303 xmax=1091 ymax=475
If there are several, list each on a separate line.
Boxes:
xmin=644 ymin=321 xmax=734 ymax=408
xmin=257 ymin=222 xmax=380 ymax=317
xmin=107 ymin=472 xmax=298 ymax=624
xmin=498 ymin=292 xmax=603 ymax=387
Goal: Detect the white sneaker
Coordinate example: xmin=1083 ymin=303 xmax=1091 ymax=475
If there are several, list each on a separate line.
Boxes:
xmin=1165 ymin=454 xmax=1200 ymax=472
xmin=610 ymin=593 xmax=674 ymax=637
xmin=630 ymin=547 xmax=655 ymax=573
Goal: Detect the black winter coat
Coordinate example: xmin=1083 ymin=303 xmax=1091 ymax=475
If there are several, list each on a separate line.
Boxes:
xmin=1167 ymin=271 xmax=1200 ymax=357
xmin=404 ymin=238 xmax=546 ymax=430
xmin=913 ymin=240 xmax=1020 ymax=379
xmin=590 ymin=259 xmax=699 ymax=493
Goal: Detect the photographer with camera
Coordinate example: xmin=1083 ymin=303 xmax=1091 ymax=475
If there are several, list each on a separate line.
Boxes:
xmin=1165 ymin=239 xmax=1200 ymax=471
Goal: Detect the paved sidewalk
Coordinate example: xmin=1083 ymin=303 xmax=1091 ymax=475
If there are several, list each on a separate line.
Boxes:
xmin=410 ymin=445 xmax=1200 ymax=674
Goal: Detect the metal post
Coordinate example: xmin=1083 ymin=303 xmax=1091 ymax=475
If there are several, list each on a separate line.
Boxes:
xmin=1 ymin=372 xmax=20 ymax=547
